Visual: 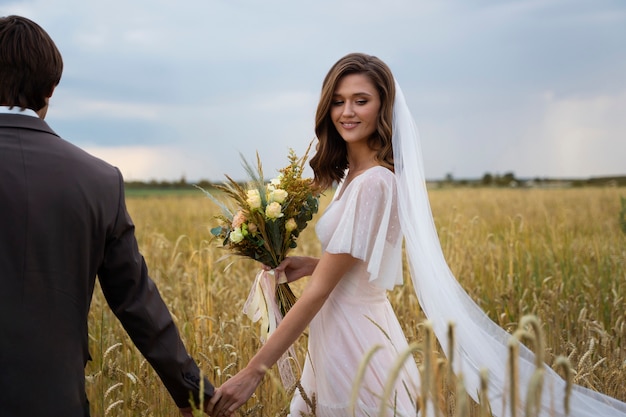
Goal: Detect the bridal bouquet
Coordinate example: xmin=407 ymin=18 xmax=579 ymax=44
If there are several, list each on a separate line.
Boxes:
xmin=199 ymin=145 xmax=319 ymax=343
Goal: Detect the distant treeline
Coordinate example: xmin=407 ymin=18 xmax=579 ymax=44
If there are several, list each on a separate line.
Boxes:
xmin=124 ymin=173 xmax=626 ymax=191
xmin=433 ymin=172 xmax=626 ymax=188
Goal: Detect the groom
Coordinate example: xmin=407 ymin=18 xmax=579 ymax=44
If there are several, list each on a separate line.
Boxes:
xmin=0 ymin=15 xmax=214 ymax=416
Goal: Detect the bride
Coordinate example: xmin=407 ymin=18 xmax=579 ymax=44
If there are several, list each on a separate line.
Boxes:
xmin=207 ymin=53 xmax=626 ymax=417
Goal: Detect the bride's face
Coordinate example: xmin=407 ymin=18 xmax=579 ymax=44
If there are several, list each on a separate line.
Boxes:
xmin=330 ymin=73 xmax=381 ymax=145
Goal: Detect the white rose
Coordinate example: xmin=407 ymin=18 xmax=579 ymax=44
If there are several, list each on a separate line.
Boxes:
xmin=265 ymin=202 xmax=284 ymax=220
xmin=270 ymin=175 xmax=283 ymax=187
xmin=229 ymin=227 xmax=244 ymax=243
xmin=246 ymin=189 xmax=262 ymax=209
xmin=269 ymin=189 xmax=288 ymax=204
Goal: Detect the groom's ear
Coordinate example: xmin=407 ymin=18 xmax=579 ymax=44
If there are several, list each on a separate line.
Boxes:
xmin=36 ymin=87 xmax=56 ymax=119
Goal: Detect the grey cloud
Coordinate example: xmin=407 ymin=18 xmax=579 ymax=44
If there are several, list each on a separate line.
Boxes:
xmin=3 ymin=0 xmax=625 ymax=180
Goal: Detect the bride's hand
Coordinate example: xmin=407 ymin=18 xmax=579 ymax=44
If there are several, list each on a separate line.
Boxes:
xmin=263 ymin=256 xmax=318 ymax=283
xmin=206 ymin=366 xmax=264 ymax=417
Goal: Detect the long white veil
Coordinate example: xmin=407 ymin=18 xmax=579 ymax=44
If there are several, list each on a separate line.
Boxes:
xmin=392 ymin=80 xmax=626 ymax=417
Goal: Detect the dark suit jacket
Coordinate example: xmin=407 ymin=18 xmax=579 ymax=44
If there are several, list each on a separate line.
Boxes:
xmin=0 ymin=113 xmax=214 ymax=416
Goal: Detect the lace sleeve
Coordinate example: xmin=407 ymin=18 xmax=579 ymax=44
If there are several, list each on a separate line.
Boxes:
xmin=323 ymin=168 xmax=403 ymax=289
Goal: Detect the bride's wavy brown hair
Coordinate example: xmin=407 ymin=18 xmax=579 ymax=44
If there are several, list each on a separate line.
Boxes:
xmin=309 ymin=53 xmax=396 ymax=191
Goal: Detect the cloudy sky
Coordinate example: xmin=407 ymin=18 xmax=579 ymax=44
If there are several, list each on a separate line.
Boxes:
xmin=3 ymin=0 xmax=625 ymax=181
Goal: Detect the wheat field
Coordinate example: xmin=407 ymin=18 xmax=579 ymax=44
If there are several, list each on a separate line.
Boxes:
xmin=84 ymin=187 xmax=626 ymax=416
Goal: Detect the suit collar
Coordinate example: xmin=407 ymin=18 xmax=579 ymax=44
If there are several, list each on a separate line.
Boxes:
xmin=0 ymin=113 xmax=59 ymax=138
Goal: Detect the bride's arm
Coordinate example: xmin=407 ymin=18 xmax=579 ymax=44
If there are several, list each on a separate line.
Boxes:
xmin=208 ymin=251 xmax=357 ymax=416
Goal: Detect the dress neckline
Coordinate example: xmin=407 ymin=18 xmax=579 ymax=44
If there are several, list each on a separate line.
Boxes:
xmin=333 ymin=165 xmax=388 ymax=202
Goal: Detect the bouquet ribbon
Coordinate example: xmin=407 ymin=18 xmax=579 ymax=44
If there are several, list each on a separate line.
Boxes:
xmin=242 ymin=269 xmax=298 ymax=388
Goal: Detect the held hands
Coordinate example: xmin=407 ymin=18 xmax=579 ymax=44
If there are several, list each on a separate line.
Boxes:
xmin=206 ymin=366 xmax=266 ymax=416
xmin=264 ymin=256 xmax=318 ymax=283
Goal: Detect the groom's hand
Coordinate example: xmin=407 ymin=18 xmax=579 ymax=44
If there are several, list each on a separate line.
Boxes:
xmin=180 ymin=402 xmax=213 ymax=416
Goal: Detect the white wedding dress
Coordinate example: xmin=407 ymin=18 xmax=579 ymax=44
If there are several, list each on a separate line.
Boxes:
xmin=289 ymin=166 xmax=421 ymax=417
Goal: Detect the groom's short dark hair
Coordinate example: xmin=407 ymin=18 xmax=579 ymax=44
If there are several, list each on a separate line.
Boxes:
xmin=0 ymin=15 xmax=63 ymax=111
